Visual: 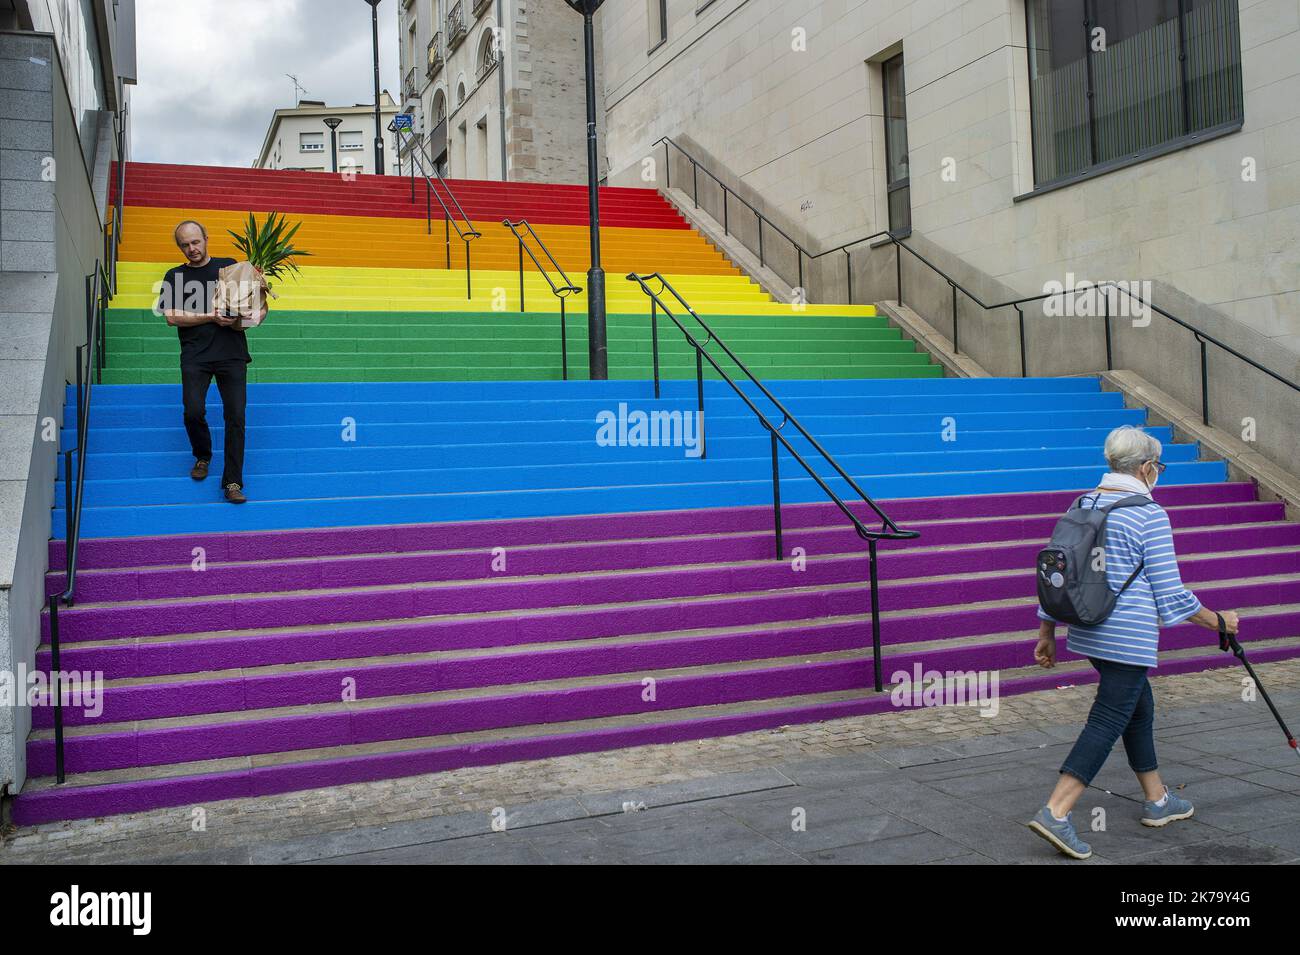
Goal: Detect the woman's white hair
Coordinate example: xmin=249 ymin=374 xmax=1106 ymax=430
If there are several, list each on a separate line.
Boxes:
xmin=1104 ymin=425 xmax=1162 ymax=475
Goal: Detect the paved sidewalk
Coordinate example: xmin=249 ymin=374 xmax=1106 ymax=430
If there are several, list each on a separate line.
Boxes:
xmin=4 ymin=662 xmax=1300 ymax=864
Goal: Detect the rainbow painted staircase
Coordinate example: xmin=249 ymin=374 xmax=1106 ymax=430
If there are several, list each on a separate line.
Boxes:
xmin=17 ymin=163 xmax=1300 ymax=824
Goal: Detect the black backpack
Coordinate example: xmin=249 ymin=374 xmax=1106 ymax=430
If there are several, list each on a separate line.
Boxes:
xmin=1036 ymin=493 xmax=1151 ymax=627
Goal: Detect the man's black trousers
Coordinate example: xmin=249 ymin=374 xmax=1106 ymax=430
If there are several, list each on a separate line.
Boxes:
xmin=181 ymin=359 xmax=247 ymax=488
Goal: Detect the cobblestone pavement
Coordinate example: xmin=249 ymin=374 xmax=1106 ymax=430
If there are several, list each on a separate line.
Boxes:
xmin=4 ymin=660 xmax=1299 ymax=864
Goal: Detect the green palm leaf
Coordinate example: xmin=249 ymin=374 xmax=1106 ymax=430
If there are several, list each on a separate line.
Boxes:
xmin=225 ymin=210 xmax=313 ymax=283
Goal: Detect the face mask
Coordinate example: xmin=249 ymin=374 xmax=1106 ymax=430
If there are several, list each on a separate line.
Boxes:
xmin=1145 ymin=465 xmax=1159 ymax=491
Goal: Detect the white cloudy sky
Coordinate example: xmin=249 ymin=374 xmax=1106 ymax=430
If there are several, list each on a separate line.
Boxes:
xmin=130 ymin=0 xmax=402 ymax=167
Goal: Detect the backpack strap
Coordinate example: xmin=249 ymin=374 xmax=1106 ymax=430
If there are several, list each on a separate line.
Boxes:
xmin=1101 ymin=495 xmax=1152 ymax=595
xmin=1101 ymin=494 xmax=1153 ymax=511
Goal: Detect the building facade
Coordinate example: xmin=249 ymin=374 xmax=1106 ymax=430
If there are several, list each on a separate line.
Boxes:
xmin=396 ymin=0 xmax=606 ymax=183
xmin=0 ymin=0 xmax=136 ymax=795
xmin=254 ymin=93 xmax=402 ymax=176
xmin=598 ymin=0 xmax=1299 ymax=479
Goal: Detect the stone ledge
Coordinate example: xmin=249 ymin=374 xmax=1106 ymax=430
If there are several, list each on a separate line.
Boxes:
xmin=875 ymin=300 xmax=991 ymax=379
xmin=1101 ymin=369 xmax=1300 ymax=521
xmin=659 ymin=185 xmax=794 ymax=304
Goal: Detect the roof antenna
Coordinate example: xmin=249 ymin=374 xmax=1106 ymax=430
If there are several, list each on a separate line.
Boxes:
xmin=285 ymin=73 xmax=309 ymax=106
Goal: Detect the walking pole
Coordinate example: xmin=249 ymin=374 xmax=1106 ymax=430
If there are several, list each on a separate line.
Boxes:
xmin=1219 ymin=614 xmax=1299 ymax=759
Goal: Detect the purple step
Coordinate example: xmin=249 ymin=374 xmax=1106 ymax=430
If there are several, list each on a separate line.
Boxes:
xmin=29 ymin=610 xmax=1300 ymax=778
xmin=38 ymin=567 xmax=1300 ymax=686
xmin=46 ymin=499 xmax=1285 ymax=602
xmin=34 ymin=600 xmax=1300 ymax=729
xmin=16 ymin=639 xmax=1299 ymax=825
xmin=47 ymin=483 xmax=1257 ymax=571
xmin=41 ymin=511 xmax=1298 ymax=643
xmin=20 ymin=480 xmax=1300 ymax=825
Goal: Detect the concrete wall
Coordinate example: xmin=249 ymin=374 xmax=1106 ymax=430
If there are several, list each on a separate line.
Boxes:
xmin=0 ymin=30 xmax=113 ymax=794
xmin=600 ymin=0 xmax=1300 ymax=479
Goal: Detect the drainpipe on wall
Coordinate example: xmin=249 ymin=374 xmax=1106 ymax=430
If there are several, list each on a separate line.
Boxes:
xmin=496 ymin=0 xmax=507 ymax=180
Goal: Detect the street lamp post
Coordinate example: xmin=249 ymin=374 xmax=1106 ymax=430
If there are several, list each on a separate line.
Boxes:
xmin=323 ymin=116 xmax=343 ymax=174
xmin=363 ymin=0 xmax=386 ymax=175
xmin=564 ymin=0 xmax=606 ymax=380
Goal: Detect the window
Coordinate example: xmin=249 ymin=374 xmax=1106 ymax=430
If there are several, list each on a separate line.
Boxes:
xmin=881 ymin=53 xmax=911 ymax=236
xmin=339 ymin=130 xmax=364 ymax=151
xmin=299 ymin=131 xmax=325 ymax=152
xmin=1025 ymin=0 xmax=1243 ymax=188
xmin=647 ymin=0 xmax=666 ymax=52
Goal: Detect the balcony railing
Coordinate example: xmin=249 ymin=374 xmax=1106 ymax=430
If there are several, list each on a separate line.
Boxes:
xmin=403 ymin=66 xmax=418 ymax=103
xmin=476 ymin=44 xmax=499 ymax=84
xmin=427 ymin=32 xmax=444 ymax=76
xmin=472 ymin=0 xmax=492 ymax=17
xmin=447 ymin=2 xmax=468 ymax=50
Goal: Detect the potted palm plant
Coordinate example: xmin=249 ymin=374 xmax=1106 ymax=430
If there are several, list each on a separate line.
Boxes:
xmin=213 ymin=210 xmax=312 ymax=328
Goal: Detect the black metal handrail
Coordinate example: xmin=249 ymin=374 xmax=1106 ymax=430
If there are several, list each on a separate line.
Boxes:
xmin=502 ymin=218 xmax=582 ymax=380
xmin=627 ymin=272 xmax=919 ymax=692
xmin=655 ymin=136 xmax=1299 ymax=427
xmin=46 ymin=260 xmax=108 ymax=784
xmin=390 ymin=124 xmax=482 ymax=298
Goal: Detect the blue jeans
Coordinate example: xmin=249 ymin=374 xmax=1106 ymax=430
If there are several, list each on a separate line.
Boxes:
xmin=1060 ymin=657 xmax=1158 ymax=786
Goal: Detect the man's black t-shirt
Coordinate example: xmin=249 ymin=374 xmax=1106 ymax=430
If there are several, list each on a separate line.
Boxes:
xmin=156 ymin=257 xmax=253 ymax=367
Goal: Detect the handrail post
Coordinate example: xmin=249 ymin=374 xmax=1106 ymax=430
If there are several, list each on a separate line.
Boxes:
xmin=869 ymin=539 xmax=883 ymax=693
xmin=845 ymin=249 xmax=853 ymax=304
xmin=950 ymin=282 xmax=959 ymax=354
xmin=1102 ymin=290 xmax=1113 ymax=371
xmin=797 ymin=247 xmax=804 ymax=298
xmin=650 ymin=298 xmax=661 ymax=399
xmin=518 ymin=238 xmax=525 ymax=312
xmin=757 ymin=214 xmax=765 ymax=267
xmin=895 ymin=241 xmax=902 ymax=306
xmin=1015 ymin=304 xmax=1027 ymax=377
xmin=560 ymin=298 xmax=569 ymax=381
xmin=664 ymin=140 xmax=671 ymax=190
xmin=692 ymin=159 xmax=698 ymax=208
xmin=426 ymin=181 xmax=432 ymax=235
xmin=770 ymin=431 xmax=783 ymax=559
xmin=444 ymin=216 xmax=451 ymax=269
xmin=696 ymin=348 xmax=707 ymax=460
xmin=48 ymin=594 xmax=65 ymax=784
xmin=64 ymin=441 xmax=74 ymax=547
xmin=465 ymin=238 xmax=473 ymax=299
xmin=1198 ymin=335 xmax=1210 ymax=425
xmin=722 ymin=188 xmax=728 ymax=236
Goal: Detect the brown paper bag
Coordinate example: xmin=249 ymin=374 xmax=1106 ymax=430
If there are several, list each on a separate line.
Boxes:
xmin=212 ymin=261 xmax=278 ymax=328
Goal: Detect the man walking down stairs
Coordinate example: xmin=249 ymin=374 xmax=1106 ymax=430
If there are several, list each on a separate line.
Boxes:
xmin=155 ymin=220 xmax=266 ymax=504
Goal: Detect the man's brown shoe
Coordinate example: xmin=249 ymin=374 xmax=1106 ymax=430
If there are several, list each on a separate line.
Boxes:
xmin=190 ymin=458 xmax=210 ymax=481
xmin=224 ymin=483 xmax=246 ymax=504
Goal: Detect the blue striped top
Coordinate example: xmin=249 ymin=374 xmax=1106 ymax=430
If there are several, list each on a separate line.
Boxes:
xmin=1037 ymin=490 xmax=1202 ymax=668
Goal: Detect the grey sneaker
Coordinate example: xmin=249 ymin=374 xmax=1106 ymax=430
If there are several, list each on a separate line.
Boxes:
xmin=1027 ymin=805 xmax=1093 ymax=859
xmin=1142 ymin=786 xmax=1194 ymax=827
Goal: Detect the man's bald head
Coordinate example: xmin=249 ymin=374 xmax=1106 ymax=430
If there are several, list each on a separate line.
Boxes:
xmin=174 ymin=220 xmax=209 ymax=266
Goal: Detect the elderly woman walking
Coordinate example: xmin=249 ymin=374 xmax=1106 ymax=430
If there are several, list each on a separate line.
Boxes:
xmin=1027 ymin=425 xmax=1240 ymax=860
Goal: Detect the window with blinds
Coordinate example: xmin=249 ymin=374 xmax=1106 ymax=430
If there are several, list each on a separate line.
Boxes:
xmin=1026 ymin=0 xmax=1243 ymax=188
